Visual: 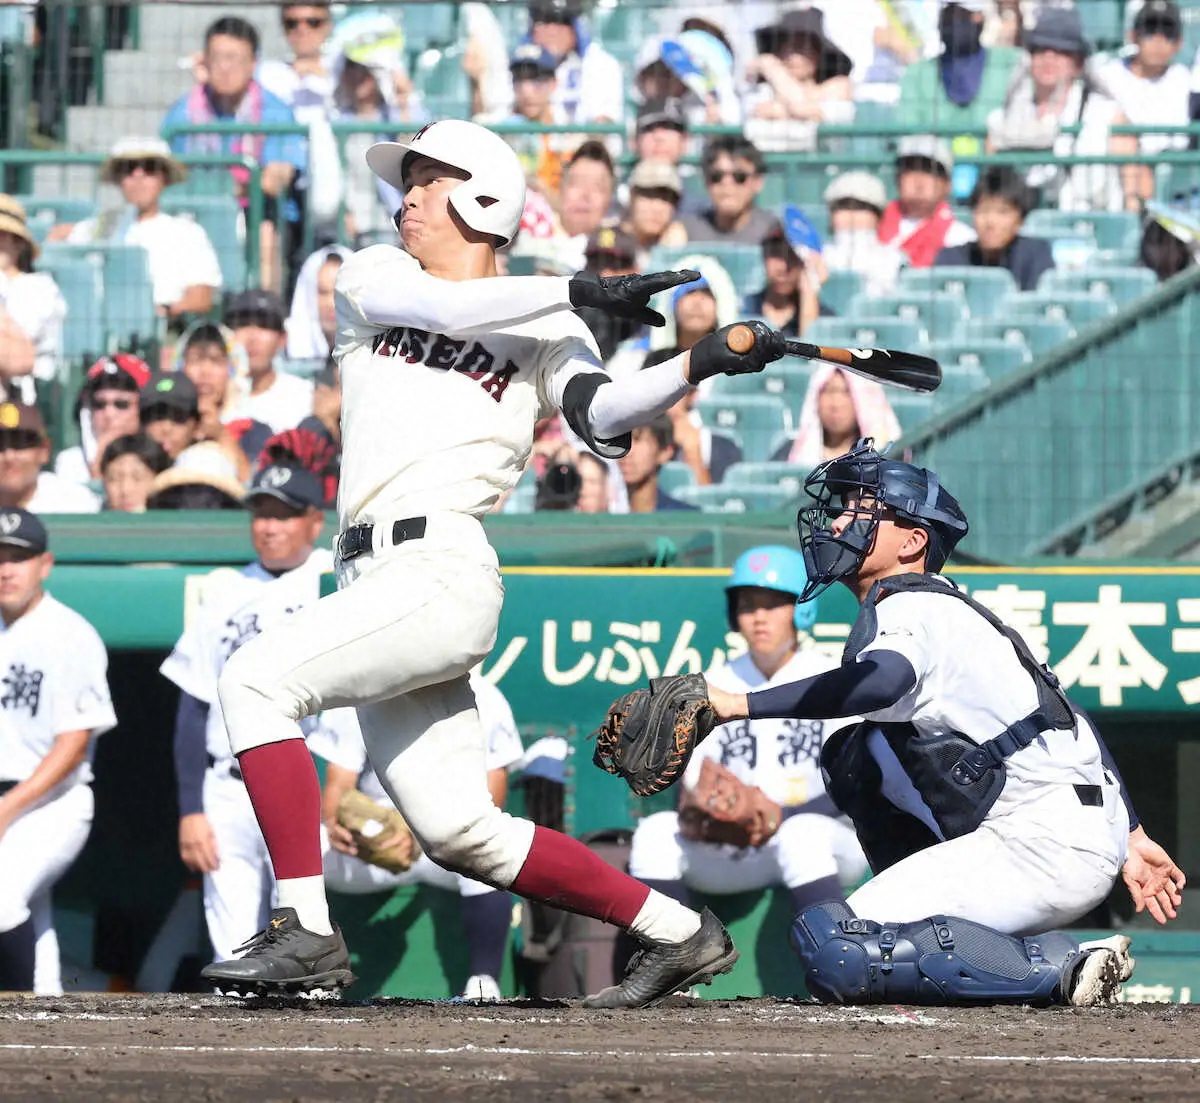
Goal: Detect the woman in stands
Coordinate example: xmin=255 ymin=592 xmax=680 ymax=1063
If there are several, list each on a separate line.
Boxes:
xmin=774 ymin=365 xmax=901 ymax=466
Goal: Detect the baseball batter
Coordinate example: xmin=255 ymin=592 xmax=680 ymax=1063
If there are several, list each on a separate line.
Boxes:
xmin=0 ymin=509 xmax=116 ymax=994
xmin=701 ymin=440 xmax=1185 ymax=1006
xmin=629 ymin=546 xmax=868 ymax=911
xmin=162 ymin=464 xmax=330 ymax=965
xmin=312 ymin=677 xmax=523 ymax=1000
xmin=203 ymin=118 xmax=787 ymax=1006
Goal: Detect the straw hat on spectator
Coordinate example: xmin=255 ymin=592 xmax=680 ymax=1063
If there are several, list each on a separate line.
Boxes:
xmin=99 ymin=137 xmax=188 ymax=186
xmin=0 ymin=195 xmax=40 ymax=261
xmin=148 ymin=441 xmax=246 ymax=502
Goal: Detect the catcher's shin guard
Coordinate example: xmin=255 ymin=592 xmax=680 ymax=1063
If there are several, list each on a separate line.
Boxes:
xmin=789 ymin=902 xmax=1083 ymax=1006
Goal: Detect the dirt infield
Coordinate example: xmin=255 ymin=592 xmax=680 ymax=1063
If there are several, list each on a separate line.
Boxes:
xmin=0 ymin=995 xmax=1195 ymax=1102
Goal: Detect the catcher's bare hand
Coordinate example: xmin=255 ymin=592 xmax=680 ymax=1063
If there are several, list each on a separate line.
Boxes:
xmin=705 ymin=680 xmax=749 ymax=723
xmin=1123 ymin=825 xmax=1186 ymax=924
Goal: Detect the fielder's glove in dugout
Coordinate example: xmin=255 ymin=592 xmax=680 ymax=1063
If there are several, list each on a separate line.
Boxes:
xmin=337 ymin=789 xmax=422 ymax=874
xmin=569 ymin=269 xmax=700 ymax=327
xmin=591 ymin=673 xmax=717 ymax=796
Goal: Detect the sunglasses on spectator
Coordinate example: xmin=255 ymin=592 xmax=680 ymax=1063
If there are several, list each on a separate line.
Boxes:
xmin=0 ymin=430 xmax=43 ymax=451
xmin=708 ymin=169 xmax=753 ymax=185
xmin=115 ymin=158 xmax=165 ymax=178
xmin=284 ymin=16 xmax=328 ymax=30
xmin=91 ymin=397 xmax=135 ymax=412
xmin=142 ymin=406 xmax=194 ymax=425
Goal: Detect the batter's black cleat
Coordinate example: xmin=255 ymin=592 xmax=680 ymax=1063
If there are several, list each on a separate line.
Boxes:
xmin=582 ymin=908 xmax=738 ymax=1009
xmin=201 ymin=908 xmax=356 ymax=996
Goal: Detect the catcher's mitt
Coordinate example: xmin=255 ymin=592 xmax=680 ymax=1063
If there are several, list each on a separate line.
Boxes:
xmin=336 ymin=789 xmax=421 ymax=874
xmin=678 ymin=758 xmax=783 ymax=849
xmin=591 ymin=673 xmax=717 ymax=796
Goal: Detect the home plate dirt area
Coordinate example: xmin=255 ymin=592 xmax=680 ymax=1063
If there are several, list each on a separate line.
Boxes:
xmin=0 ymin=996 xmax=1195 ymax=1102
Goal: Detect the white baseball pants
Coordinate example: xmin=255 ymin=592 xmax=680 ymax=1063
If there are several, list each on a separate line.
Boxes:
xmin=321 ymin=826 xmax=497 ymax=898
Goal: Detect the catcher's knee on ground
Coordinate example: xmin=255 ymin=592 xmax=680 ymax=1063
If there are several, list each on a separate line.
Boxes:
xmin=789 ymin=901 xmax=1080 ymax=1006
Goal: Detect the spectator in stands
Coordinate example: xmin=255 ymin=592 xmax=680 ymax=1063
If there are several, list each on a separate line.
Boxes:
xmin=1101 ymin=0 xmax=1190 ymax=209
xmin=256 ymin=425 xmax=340 ymax=509
xmin=54 ymin=139 xmax=223 ymax=326
xmin=146 ymin=441 xmax=247 ymax=510
xmin=1140 ymin=203 xmax=1199 ymax=281
xmin=621 ymin=160 xmax=687 ymax=263
xmin=744 ymin=206 xmax=833 ymax=339
xmin=676 ymin=136 xmax=782 ymax=246
xmin=878 ymin=136 xmax=975 ymax=267
xmin=0 ymin=402 xmax=100 ymax=513
xmin=634 ymin=97 xmax=690 ymax=169
xmin=162 ymin=16 xmax=307 ymax=292
xmin=0 ymin=196 xmax=65 ymax=405
xmin=773 ymin=366 xmax=901 ymax=466
xmin=619 ymin=416 xmax=697 ymax=512
xmin=575 ymin=228 xmax=642 ymax=362
xmin=551 ymin=141 xmax=617 ymax=269
xmin=898 ymin=1 xmax=1020 ymax=132
xmin=575 ymin=451 xmax=610 ymax=513
xmin=54 ymin=354 xmax=151 ymax=486
xmin=986 ymin=6 xmax=1132 ymax=212
xmin=298 ymin=358 xmax=341 ymax=452
xmin=744 ymin=7 xmax=855 ymax=152
xmin=496 ymin=45 xmax=579 ymax=199
xmin=224 ymin=289 xmax=314 ymax=433
xmin=527 ymin=0 xmax=623 ymax=124
xmin=100 ymin=433 xmax=172 ymax=513
xmin=633 ymin=27 xmax=740 ymax=128
xmin=935 ymin=165 xmax=1054 ymax=291
xmin=286 ymin=245 xmax=352 ymax=361
xmin=822 ymin=171 xmax=905 ymax=297
xmin=140 ymin=371 xmax=201 ymax=462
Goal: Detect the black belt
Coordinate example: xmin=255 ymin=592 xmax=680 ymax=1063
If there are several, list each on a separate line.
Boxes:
xmin=337 ymin=516 xmax=427 ymax=563
xmin=0 ymin=780 xmax=16 ymax=796
xmin=1074 ymin=784 xmax=1102 ymax=807
xmin=207 ymin=754 xmax=242 ymax=782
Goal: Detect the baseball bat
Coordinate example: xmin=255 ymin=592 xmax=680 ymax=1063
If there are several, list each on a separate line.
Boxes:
xmin=726 ymin=324 xmax=942 ymax=393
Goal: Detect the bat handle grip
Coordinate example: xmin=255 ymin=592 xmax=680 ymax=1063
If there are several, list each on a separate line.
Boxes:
xmin=726 ymin=324 xmax=757 ymax=354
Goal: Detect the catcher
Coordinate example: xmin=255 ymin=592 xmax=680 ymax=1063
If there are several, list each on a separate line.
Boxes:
xmin=311 ymin=674 xmax=523 ymax=1001
xmin=627 ymin=546 xmax=869 ymax=918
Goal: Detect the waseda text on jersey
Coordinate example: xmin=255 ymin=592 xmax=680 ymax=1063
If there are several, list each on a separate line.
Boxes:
xmin=371 ymin=326 xmax=517 ymax=403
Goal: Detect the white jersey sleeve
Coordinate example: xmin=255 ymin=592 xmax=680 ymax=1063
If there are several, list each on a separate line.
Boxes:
xmin=471 ymin=674 xmax=524 ymax=772
xmin=160 ymin=617 xmax=219 ymax=705
xmin=51 ymin=616 xmax=116 ymax=738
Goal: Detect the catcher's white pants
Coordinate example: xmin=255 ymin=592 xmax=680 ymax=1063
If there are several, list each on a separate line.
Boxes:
xmin=202 ymin=766 xmax=276 ymax=962
xmin=847 ymin=776 xmax=1129 ymax=936
xmin=321 ymin=826 xmax=497 ymax=898
xmin=629 ymin=810 xmax=869 ymax=896
xmin=219 ymin=514 xmax=536 ymax=890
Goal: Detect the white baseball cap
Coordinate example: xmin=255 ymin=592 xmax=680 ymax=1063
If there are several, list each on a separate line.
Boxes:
xmin=823 ymin=171 xmax=888 ymax=211
xmin=896 ymin=135 xmax=954 ymax=176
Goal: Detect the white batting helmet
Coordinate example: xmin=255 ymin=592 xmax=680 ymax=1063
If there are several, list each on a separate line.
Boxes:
xmin=366 ymin=120 xmax=527 ymax=247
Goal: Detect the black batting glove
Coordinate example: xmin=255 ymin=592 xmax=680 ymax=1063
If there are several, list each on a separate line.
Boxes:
xmin=687 ymin=321 xmax=788 ymax=383
xmin=568 ymin=269 xmax=700 ymax=327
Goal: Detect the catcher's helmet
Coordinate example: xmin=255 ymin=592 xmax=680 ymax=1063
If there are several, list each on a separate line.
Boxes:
xmin=796 ymin=438 xmax=968 ymax=602
xmin=366 ymin=120 xmax=527 ymax=247
xmin=725 ymin=545 xmax=818 ymax=633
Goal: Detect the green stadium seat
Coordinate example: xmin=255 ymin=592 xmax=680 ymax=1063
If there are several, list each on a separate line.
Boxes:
xmin=958 ymin=317 xmax=1071 ymax=357
xmin=36 ymin=257 xmax=104 ymax=361
xmin=888 ymin=389 xmax=936 ymax=431
xmin=674 ymin=483 xmax=794 ymax=513
xmin=1037 ymin=266 xmax=1157 ymax=308
xmin=160 ymin=193 xmax=246 ymax=291
xmin=897 ymin=266 xmax=1016 ymax=319
xmin=710 ymin=362 xmax=815 ymax=405
xmin=1074 ymin=0 xmax=1125 ymax=50
xmin=399 ymin=2 xmax=459 ymax=58
xmin=765 ymin=160 xmax=841 ymax=207
xmin=102 ymin=246 xmax=158 ymax=347
xmin=694 ymin=395 xmax=791 ymax=463
xmin=805 ymin=315 xmax=923 ymax=351
xmin=934 ymin=364 xmax=990 ymax=408
xmin=928 ymin=339 xmax=1030 ymax=382
xmin=650 ymin=243 xmax=764 ymax=298
xmin=14 ymin=195 xmax=95 ymax=241
xmin=722 ymin=462 xmax=809 ymax=496
xmin=658 ymin=461 xmax=696 ymax=496
xmin=1000 ymin=291 xmax=1116 ymax=334
xmin=819 ymin=269 xmax=862 ymax=315
xmin=851 ymin=291 xmax=968 ymax=342
xmin=414 ymin=46 xmax=471 ymax=119
xmin=173 ymin=165 xmax=240 ymax=199
xmin=1024 ymin=209 xmax=1139 ymax=252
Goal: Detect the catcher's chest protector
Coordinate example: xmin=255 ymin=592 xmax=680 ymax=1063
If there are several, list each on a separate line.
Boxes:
xmin=830 ymin=573 xmax=1077 ymax=846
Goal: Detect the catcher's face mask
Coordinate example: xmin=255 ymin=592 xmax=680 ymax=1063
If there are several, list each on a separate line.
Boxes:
xmin=796 ymin=440 xmax=889 ymax=602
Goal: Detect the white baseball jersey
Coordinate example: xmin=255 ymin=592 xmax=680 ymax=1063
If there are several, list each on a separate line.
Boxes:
xmin=855 ymin=587 xmax=1106 ymax=818
xmin=333 ymin=245 xmax=603 ymax=527
xmin=694 ymin=649 xmax=859 ymax=807
xmin=160 ymin=550 xmax=334 ymax=765
xmin=309 ymin=674 xmax=524 ymax=804
xmin=0 ymin=593 xmax=115 ymax=788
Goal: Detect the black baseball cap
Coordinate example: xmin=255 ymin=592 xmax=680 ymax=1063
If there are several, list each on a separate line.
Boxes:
xmin=0 ymin=508 xmax=48 ymax=555
xmin=140 ymin=371 xmax=200 ymax=418
xmin=246 ymin=464 xmax=325 ymax=511
xmin=225 ymin=288 xmax=287 ymax=332
xmin=1135 ymin=0 xmax=1182 ymax=38
xmin=637 ymin=97 xmax=688 ymax=135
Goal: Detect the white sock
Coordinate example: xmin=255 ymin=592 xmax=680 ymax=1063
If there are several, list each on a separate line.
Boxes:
xmin=275 ymin=875 xmax=333 ymax=936
xmin=627 ymin=889 xmax=702 ymax=944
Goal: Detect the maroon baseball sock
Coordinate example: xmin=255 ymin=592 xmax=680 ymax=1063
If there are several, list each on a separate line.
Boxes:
xmin=511 ymin=824 xmax=650 ymax=927
xmin=238 ymin=740 xmax=324 ymax=880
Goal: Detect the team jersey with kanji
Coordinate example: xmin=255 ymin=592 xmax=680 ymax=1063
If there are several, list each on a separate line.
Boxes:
xmin=692 ymin=650 xmax=859 ymax=807
xmin=0 ymin=593 xmax=116 ymax=787
xmin=159 ymin=551 xmax=334 ymax=766
xmin=854 ymin=583 xmax=1107 ymax=818
xmin=333 ymin=245 xmax=605 ymax=527
xmin=308 ymin=674 xmax=524 ymax=803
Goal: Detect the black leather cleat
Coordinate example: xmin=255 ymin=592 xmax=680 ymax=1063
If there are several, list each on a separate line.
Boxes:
xmin=201 ymin=907 xmax=356 ymax=996
xmin=583 ymin=908 xmax=738 ymax=1009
